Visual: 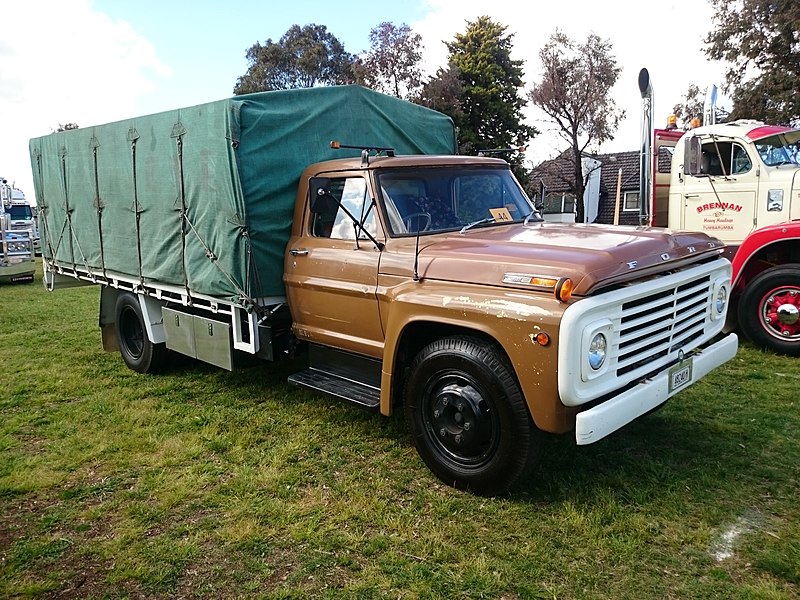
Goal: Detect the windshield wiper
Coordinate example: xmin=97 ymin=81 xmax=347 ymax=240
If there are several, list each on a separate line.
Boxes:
xmin=523 ymin=210 xmax=544 ymax=226
xmin=459 ymin=217 xmax=495 ymax=234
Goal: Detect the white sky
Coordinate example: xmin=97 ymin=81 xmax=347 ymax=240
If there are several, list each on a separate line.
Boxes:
xmin=1 ymin=0 xmax=725 ymax=203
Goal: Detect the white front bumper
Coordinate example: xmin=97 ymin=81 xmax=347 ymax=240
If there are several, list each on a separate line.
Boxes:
xmin=574 ymin=332 xmax=738 ymax=445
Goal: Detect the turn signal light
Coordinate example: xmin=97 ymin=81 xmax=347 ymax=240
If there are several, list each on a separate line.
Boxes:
xmin=555 ymin=277 xmax=573 ymax=302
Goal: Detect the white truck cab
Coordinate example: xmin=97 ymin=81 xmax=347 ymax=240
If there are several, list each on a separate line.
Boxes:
xmin=0 ymin=179 xmax=40 ymax=254
xmin=669 ymin=120 xmax=800 ymax=242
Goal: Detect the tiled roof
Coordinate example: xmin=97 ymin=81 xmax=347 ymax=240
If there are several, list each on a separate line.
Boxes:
xmin=530 ymin=149 xmax=643 ymax=225
xmin=528 ymin=149 xmax=575 ymax=190
xmin=530 ymin=150 xmax=640 ymax=195
xmin=595 ymin=151 xmax=640 ymax=195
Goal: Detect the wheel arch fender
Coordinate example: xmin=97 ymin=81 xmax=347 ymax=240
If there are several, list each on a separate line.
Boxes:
xmin=99 ymin=288 xmax=166 ymax=350
xmin=138 ymin=294 xmax=167 ymax=344
xmin=731 ymin=225 xmax=800 ymax=291
xmin=378 ymin=298 xmax=566 ymax=433
xmin=727 ymin=233 xmax=800 ymax=333
xmin=381 ymin=317 xmax=509 ymax=415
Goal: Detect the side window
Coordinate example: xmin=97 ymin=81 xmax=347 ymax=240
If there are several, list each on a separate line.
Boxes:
xmin=732 ymin=144 xmax=752 ymax=174
xmin=312 ymin=177 xmax=376 ymax=240
xmin=623 ymin=191 xmax=640 ymax=212
xmin=543 ymin=192 xmax=575 ymax=215
xmin=700 ymin=145 xmax=724 ymax=175
xmin=700 ymin=141 xmax=739 ymax=176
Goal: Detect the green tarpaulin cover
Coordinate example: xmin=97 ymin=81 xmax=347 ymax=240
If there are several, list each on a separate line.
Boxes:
xmin=29 ymin=86 xmax=456 ymax=304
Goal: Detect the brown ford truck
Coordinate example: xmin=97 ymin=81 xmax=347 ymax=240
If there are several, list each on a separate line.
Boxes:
xmin=29 ymin=86 xmax=738 ymax=495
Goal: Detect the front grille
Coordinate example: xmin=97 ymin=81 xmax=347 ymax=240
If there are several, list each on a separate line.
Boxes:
xmin=616 ymin=273 xmax=711 ymax=377
xmin=558 ymin=257 xmax=731 ymax=408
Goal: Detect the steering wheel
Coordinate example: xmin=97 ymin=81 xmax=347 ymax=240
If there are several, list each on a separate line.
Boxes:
xmin=403 ymin=212 xmax=432 ymax=233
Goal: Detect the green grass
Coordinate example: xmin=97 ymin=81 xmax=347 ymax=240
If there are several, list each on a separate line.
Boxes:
xmin=1 ymin=260 xmax=798 ymax=599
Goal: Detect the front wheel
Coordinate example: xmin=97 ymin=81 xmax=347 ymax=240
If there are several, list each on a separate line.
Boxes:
xmin=114 ymin=293 xmax=167 ymax=373
xmin=404 ymin=336 xmax=541 ymax=495
xmin=737 ymin=265 xmax=800 ymax=356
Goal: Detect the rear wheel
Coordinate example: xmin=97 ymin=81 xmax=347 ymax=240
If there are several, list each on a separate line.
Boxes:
xmin=114 ymin=293 xmax=167 ymax=373
xmin=404 ymin=336 xmax=540 ymax=495
xmin=737 ymin=265 xmax=800 ymax=356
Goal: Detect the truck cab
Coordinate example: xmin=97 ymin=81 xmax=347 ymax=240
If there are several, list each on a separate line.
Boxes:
xmin=668 ymin=121 xmax=800 ymax=245
xmin=0 ymin=205 xmax=35 ymax=284
xmin=0 ymin=180 xmax=40 ymax=254
xmin=282 ymin=150 xmax=737 ymax=493
xmin=649 ymin=120 xmax=800 ymax=355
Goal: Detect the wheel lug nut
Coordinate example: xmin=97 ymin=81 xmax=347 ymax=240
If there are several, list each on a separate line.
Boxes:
xmin=457 ymin=403 xmax=465 ymax=411
xmin=442 ymin=398 xmax=449 ymax=406
xmin=433 ymin=410 xmax=440 ymax=418
xmin=455 ymin=434 xmax=462 ymax=444
xmin=463 ymin=422 xmax=471 ymax=431
xmin=440 ymin=428 xmax=447 ymax=437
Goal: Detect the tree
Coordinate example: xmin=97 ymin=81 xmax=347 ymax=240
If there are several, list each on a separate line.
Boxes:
xmin=528 ymin=30 xmax=624 ymax=223
xmin=705 ymin=0 xmax=800 ymax=125
xmin=414 ymin=64 xmax=465 ymax=125
xmin=443 ymin=15 xmax=536 ymax=181
xmin=672 ymin=83 xmax=730 ymax=128
xmin=362 ymin=22 xmax=423 ymax=99
xmin=234 ymin=24 xmax=356 ymax=94
xmin=671 ymin=83 xmax=705 ymax=127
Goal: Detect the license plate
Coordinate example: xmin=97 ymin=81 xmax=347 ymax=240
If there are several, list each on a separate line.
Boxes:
xmin=668 ymin=358 xmax=693 ymax=393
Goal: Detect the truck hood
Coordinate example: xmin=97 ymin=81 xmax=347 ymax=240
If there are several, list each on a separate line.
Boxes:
xmin=416 ymin=222 xmax=724 ymax=295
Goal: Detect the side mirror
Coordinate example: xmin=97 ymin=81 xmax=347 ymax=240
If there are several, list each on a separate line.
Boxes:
xmin=309 ymin=177 xmax=332 ymax=212
xmin=684 ymin=136 xmax=702 ymax=176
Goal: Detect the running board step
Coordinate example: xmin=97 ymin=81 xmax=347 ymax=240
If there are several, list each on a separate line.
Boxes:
xmin=288 ymin=368 xmax=380 ymax=411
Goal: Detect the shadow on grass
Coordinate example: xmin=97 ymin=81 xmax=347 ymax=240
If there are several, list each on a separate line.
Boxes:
xmin=88 ymin=340 xmax=795 ymax=509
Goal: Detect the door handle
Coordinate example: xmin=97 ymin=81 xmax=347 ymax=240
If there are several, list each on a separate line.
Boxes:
xmin=289 ymin=248 xmax=309 ymax=256
xmin=684 ymin=194 xmax=700 ymax=199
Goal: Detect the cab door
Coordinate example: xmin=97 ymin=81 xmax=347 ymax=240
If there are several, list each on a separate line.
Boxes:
xmin=681 ymin=137 xmax=757 ymax=245
xmin=283 ymin=173 xmax=386 ymax=357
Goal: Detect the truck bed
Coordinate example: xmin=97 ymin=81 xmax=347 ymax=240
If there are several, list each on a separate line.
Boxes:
xmin=29 ymin=86 xmax=457 ymax=308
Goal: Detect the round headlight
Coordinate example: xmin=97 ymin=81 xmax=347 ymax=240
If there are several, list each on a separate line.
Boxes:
xmin=715 ymin=286 xmax=728 ymax=314
xmin=588 ymin=332 xmax=607 ymax=370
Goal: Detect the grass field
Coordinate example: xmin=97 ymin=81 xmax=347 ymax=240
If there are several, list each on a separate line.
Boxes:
xmin=1 ymin=261 xmax=798 ymax=599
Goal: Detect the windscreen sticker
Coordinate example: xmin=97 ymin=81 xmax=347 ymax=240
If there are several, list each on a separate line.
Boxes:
xmin=489 ymin=207 xmax=513 ymax=221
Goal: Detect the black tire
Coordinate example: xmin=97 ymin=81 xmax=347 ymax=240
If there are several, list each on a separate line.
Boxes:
xmin=403 ymin=336 xmax=541 ymax=495
xmin=737 ymin=265 xmax=800 ymax=356
xmin=114 ymin=293 xmax=167 ymax=373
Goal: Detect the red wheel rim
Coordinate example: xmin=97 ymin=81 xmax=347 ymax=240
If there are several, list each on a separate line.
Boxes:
xmin=758 ymin=285 xmax=800 ymax=341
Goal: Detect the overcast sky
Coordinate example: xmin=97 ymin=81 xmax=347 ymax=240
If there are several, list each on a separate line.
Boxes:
xmin=1 ymin=0 xmax=726 ymax=202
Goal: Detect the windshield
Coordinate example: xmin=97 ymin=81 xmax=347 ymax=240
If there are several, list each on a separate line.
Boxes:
xmin=378 ymin=166 xmax=536 ymax=235
xmin=8 ymin=205 xmax=33 ymax=220
xmin=754 ymin=130 xmax=800 ymax=166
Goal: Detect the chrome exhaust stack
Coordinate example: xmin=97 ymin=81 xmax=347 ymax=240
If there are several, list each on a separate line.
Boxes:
xmin=637 ymin=68 xmax=653 ymax=226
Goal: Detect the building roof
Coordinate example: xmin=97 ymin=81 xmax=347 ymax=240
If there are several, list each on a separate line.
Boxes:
xmin=531 ymin=150 xmax=640 ymax=196
xmin=595 ymin=151 xmax=640 ymax=197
